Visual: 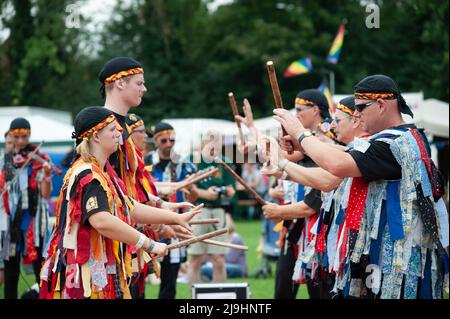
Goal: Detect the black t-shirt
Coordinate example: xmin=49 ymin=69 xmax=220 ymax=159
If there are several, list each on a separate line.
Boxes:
xmin=109 ymin=112 xmax=129 ymax=179
xmin=348 ymin=124 xmax=418 ymax=183
xmin=299 ymin=155 xmax=323 ymax=213
xmin=81 ymin=180 xmax=110 ymax=226
xmin=286 ymin=155 xmax=323 ymax=244
xmin=157 ymin=159 xmax=170 ymax=172
xmin=304 ymin=189 xmax=322 ymax=214
xmin=349 ymin=141 xmax=401 ymax=183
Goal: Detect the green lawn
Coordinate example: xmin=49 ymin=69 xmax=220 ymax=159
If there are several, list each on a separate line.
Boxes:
xmin=7 ymin=219 xmax=447 ymax=300
xmin=145 ymin=219 xmax=309 ymax=299
xmin=0 ymin=219 xmax=310 ymax=299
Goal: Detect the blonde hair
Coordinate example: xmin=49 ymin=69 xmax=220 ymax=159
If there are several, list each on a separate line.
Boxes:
xmin=105 ymin=75 xmax=132 ymax=95
xmin=75 ymin=138 xmax=93 ymax=162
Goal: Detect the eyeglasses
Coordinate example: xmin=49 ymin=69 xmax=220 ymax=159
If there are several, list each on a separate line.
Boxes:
xmin=355 ymin=101 xmax=377 ymax=113
xmin=160 ymin=138 xmax=175 ymax=144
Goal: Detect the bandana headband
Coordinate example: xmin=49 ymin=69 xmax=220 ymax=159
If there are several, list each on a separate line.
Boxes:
xmin=129 ymin=120 xmax=145 ymax=132
xmin=9 ymin=128 xmax=31 ymax=135
xmin=336 ymin=103 xmax=354 ymax=116
xmin=104 ymin=67 xmax=144 ymax=84
xmin=354 ymin=92 xmax=395 ymax=100
xmin=295 ymin=98 xmax=316 ymax=106
xmin=154 ymin=129 xmax=174 ymax=140
xmin=78 ymin=115 xmax=116 ymax=139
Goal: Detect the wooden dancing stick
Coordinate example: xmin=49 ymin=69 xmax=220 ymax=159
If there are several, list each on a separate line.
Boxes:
xmin=228 ymin=92 xmax=245 ymax=146
xmin=176 ymin=233 xmax=248 ymax=251
xmin=189 ymin=218 xmax=220 ymax=225
xmin=167 ymin=228 xmax=228 ymax=250
xmin=214 ymin=156 xmax=267 ymax=206
xmin=266 ymin=61 xmax=293 ymax=154
xmin=265 ymin=140 xmax=271 ymax=167
xmin=173 ymin=167 xmax=219 ymax=191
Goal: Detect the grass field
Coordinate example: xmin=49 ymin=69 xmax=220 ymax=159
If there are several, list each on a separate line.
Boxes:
xmin=2 ymin=219 xmax=446 ymax=299
xmin=145 ymin=219 xmax=309 ymax=299
xmin=0 ymin=219 xmax=310 ymax=299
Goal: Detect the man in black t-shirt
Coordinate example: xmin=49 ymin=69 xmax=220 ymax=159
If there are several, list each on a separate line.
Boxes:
xmin=97 ymin=57 xmax=183 ymax=299
xmin=272 ymin=75 xmax=416 ymax=186
xmin=273 ymin=75 xmax=447 ymax=299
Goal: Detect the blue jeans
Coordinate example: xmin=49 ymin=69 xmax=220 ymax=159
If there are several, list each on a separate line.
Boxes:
xmin=200 ymin=262 xmax=244 ymax=280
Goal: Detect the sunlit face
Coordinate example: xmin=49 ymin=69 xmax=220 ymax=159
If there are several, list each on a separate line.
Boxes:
xmin=130 ymin=124 xmax=148 ymax=153
xmin=12 ymin=132 xmax=30 ymax=152
xmin=354 ymin=99 xmax=380 ymax=134
xmin=331 ymin=110 xmax=354 ymax=144
xmin=122 ymin=74 xmax=147 ymax=108
xmin=294 ymin=103 xmax=319 ymax=130
xmin=155 ymin=131 xmax=176 ymax=158
xmin=96 ymin=121 xmax=120 ymax=156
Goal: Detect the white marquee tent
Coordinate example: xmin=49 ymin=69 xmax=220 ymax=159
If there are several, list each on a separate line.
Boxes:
xmin=0 ymin=107 xmax=74 ymax=152
xmin=163 ymin=92 xmax=449 ymax=156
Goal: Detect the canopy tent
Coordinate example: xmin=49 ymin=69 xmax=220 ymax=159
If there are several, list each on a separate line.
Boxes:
xmin=163 ymin=92 xmax=447 ymax=157
xmin=413 ymin=99 xmax=449 ymax=138
xmin=0 ymin=106 xmax=74 ymax=152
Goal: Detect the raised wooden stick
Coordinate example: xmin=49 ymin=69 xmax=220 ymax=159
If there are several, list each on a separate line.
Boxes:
xmin=173 ymin=168 xmax=219 ymax=191
xmin=177 ymin=233 xmax=248 ymax=251
xmin=214 ymin=156 xmax=267 ymax=206
xmin=167 ymin=228 xmax=228 ymax=250
xmin=266 ymin=61 xmax=293 ymax=154
xmin=265 ymin=140 xmax=271 ymax=166
xmin=189 ymin=218 xmax=219 ymax=225
xmin=228 ymin=92 xmax=245 ymax=146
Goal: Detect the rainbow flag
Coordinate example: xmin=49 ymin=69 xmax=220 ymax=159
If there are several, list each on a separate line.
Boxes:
xmin=327 ymin=24 xmax=345 ymax=64
xmin=318 ymin=81 xmax=335 ymax=113
xmin=283 ymin=57 xmax=313 ymax=78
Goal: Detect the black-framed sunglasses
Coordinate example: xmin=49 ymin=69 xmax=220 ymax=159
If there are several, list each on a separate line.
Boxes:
xmin=355 ymin=100 xmax=377 ymax=113
xmin=160 ymin=138 xmax=175 ymax=144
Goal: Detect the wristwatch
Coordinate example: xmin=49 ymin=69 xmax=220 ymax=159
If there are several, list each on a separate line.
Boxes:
xmin=145 ymin=239 xmax=156 ymax=254
xmin=298 ymin=130 xmax=313 ymax=144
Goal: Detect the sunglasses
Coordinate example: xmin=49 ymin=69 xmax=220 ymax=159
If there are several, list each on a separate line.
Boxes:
xmin=355 ymin=100 xmax=377 ymax=113
xmin=160 ymin=138 xmax=175 ymax=144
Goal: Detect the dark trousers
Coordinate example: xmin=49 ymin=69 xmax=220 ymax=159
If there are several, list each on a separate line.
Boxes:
xmin=274 ymin=242 xmax=299 ymax=299
xmin=4 ymin=250 xmax=43 ymax=299
xmin=158 ymin=255 xmax=181 ymax=299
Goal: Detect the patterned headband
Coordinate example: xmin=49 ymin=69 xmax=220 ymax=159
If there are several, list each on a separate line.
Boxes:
xmin=154 ymin=129 xmax=174 ymax=140
xmin=104 ymin=67 xmax=144 ymax=84
xmin=129 ymin=120 xmax=145 ymax=132
xmin=354 ymin=92 xmax=395 ymax=100
xmin=336 ymin=103 xmax=354 ymax=116
xmin=9 ymin=128 xmax=31 ymax=135
xmin=295 ymin=98 xmax=316 ymax=106
xmin=78 ymin=115 xmax=116 ymax=139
